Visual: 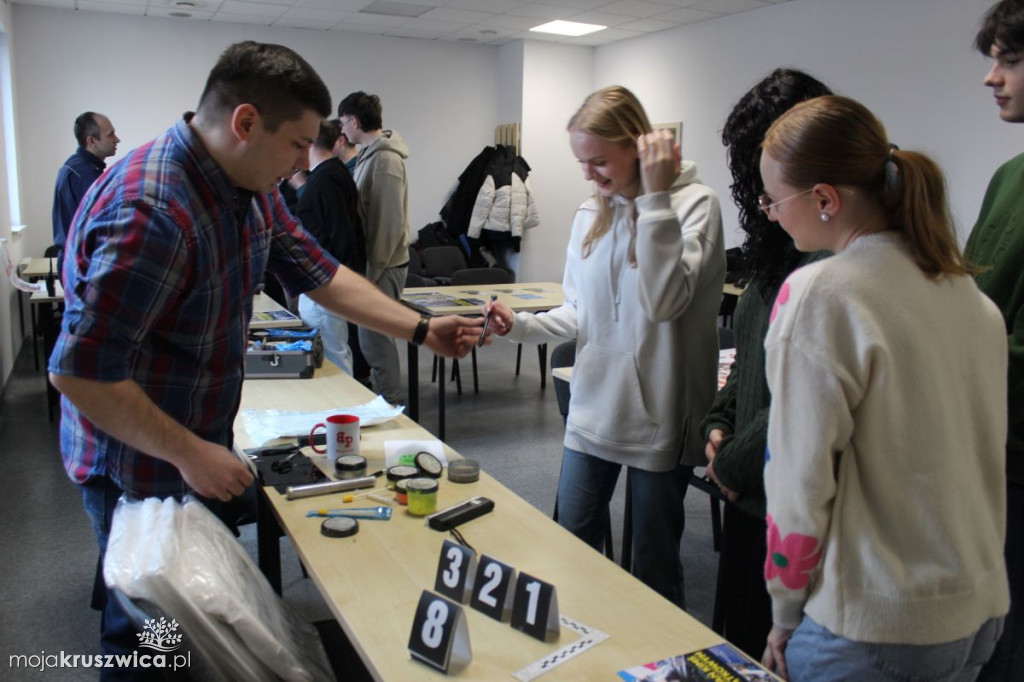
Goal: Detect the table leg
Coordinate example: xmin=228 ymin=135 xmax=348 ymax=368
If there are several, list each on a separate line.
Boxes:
xmin=31 ymin=299 xmax=40 ymax=371
xmin=538 ymin=343 xmax=548 ymax=390
xmin=437 ymin=356 xmax=446 ymax=442
xmin=257 ymin=488 xmax=283 ymax=595
xmin=407 ymin=341 xmax=419 ymax=423
xmin=40 ymin=302 xmax=59 ymax=421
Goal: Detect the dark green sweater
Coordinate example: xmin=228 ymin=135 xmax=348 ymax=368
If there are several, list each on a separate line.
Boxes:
xmin=966 ymin=152 xmax=1024 ymax=486
xmin=700 ymin=252 xmax=826 ymax=518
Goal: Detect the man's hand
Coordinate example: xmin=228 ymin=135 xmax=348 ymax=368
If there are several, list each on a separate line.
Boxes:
xmin=425 ymin=315 xmax=485 ymax=358
xmin=762 ymin=624 xmax=794 ymax=680
xmin=177 ymin=441 xmax=254 ymax=502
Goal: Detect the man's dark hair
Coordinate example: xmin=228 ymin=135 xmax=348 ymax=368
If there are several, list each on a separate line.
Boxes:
xmin=74 ymin=112 xmax=100 ymax=148
xmin=198 ymin=41 xmax=331 ymax=132
xmin=721 ymin=68 xmax=832 ymax=296
xmin=977 ymin=0 xmax=1024 ymax=55
xmin=315 ymin=119 xmax=342 ymax=150
xmin=338 ymin=91 xmax=382 ymax=132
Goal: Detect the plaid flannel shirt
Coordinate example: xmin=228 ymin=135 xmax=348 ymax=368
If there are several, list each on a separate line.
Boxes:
xmin=49 ymin=115 xmax=338 ymax=498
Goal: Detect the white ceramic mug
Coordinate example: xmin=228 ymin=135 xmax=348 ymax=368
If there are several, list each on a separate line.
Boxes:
xmin=310 ymin=414 xmax=360 ymax=468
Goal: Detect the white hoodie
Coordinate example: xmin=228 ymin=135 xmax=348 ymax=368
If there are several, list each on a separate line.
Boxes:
xmin=506 ymin=161 xmax=725 ymax=470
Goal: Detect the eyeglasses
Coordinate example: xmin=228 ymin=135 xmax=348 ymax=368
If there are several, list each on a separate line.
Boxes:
xmin=758 ymin=188 xmax=813 ymax=215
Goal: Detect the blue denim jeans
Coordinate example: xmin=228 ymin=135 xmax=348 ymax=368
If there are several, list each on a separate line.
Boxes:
xmin=556 ymin=447 xmax=691 ymax=608
xmin=299 ymin=293 xmax=353 ymax=375
xmin=786 ymin=615 xmax=1005 ymax=682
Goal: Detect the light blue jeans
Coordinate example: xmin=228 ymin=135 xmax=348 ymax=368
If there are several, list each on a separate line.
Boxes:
xmin=298 ymin=293 xmax=352 ymax=375
xmin=556 ymin=447 xmax=691 ymax=608
xmin=786 ymin=615 xmax=1005 ymax=682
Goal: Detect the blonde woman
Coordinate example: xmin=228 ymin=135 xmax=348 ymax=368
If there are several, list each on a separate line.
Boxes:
xmin=484 ymin=86 xmax=725 ymax=607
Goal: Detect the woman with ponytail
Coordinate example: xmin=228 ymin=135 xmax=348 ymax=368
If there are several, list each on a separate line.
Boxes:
xmin=757 ymin=95 xmax=1009 ymax=680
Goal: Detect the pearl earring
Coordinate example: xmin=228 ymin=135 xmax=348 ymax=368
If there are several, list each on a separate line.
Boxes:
xmin=820 ymin=212 xmax=830 ymax=222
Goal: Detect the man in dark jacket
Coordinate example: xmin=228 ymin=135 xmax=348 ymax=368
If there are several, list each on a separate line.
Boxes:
xmin=52 ymin=111 xmax=119 ymax=248
xmin=295 ymin=119 xmax=367 ymax=374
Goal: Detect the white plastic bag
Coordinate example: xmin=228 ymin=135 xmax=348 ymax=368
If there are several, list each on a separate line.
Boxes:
xmin=104 ymin=495 xmax=334 ymax=681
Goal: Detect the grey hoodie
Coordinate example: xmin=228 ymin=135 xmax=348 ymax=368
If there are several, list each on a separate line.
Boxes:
xmin=352 ymin=130 xmax=411 ymax=282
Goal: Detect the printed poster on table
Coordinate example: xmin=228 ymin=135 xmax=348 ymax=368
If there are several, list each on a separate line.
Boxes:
xmin=618 ymin=642 xmax=778 ymax=681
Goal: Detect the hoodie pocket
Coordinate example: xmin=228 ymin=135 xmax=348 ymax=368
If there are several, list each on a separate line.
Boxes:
xmin=568 ymin=344 xmax=659 ymax=447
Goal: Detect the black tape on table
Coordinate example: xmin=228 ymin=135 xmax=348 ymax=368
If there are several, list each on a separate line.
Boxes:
xmin=253 ymin=452 xmax=329 ymax=493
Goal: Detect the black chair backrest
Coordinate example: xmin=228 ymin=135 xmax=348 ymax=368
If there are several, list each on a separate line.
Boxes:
xmin=408 ymin=245 xmax=425 ymax=275
xmin=405 ymin=272 xmax=436 ymax=288
xmin=420 ymin=246 xmax=467 ymax=280
xmin=449 ymin=267 xmax=513 ymax=286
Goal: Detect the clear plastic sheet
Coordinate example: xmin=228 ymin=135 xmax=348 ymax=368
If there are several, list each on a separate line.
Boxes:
xmin=240 ymin=395 xmax=404 ymax=445
xmin=104 ymin=495 xmax=334 ymax=681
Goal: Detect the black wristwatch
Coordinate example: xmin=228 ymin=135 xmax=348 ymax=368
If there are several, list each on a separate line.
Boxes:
xmin=412 ymin=316 xmax=431 ymax=346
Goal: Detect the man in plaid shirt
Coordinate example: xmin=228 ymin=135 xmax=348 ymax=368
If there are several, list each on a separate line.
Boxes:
xmin=48 ymin=41 xmax=481 ymax=674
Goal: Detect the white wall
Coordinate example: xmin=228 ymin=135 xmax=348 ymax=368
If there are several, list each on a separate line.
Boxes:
xmin=516 ymin=41 xmax=593 ymax=283
xmin=11 ymin=4 xmax=500 ymax=261
xmin=594 ymin=0 xmax=1009 ymax=249
xmin=0 ymin=0 xmax=18 ymax=388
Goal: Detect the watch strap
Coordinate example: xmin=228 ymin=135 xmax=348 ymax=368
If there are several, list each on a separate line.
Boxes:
xmin=412 ymin=316 xmax=430 ymax=346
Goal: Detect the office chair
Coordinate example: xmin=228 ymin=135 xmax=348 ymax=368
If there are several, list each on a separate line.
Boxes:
xmin=420 ymin=246 xmax=467 ymax=285
xmin=405 ymin=272 xmax=436 ymax=289
xmin=408 ymin=245 xmax=426 ymax=277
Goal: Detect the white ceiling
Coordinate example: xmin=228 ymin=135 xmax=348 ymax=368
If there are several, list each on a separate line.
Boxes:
xmin=11 ymin=0 xmax=794 ymax=46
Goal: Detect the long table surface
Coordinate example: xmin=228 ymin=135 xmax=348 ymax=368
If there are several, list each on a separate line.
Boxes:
xmin=401 ymin=281 xmax=564 ymax=317
xmin=235 ymin=363 xmax=724 ymax=680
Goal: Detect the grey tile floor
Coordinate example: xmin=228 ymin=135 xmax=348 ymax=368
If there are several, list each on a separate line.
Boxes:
xmin=0 ymin=336 xmax=720 ymax=680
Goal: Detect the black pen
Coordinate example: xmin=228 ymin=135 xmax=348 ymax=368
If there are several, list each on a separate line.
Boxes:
xmin=479 ymin=294 xmax=498 ymax=347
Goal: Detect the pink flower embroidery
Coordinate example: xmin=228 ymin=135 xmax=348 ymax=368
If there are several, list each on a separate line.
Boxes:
xmin=765 ymin=514 xmax=822 ymax=590
xmin=769 ymin=281 xmax=791 ymax=323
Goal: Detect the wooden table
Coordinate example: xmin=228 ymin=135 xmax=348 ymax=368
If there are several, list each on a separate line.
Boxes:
xmin=722 ymin=282 xmax=746 ymax=298
xmin=19 ymin=256 xmax=58 ymax=280
xmin=401 ymin=282 xmax=565 ymax=440
xmin=235 ymin=363 xmax=725 ymax=680
xmin=17 ymin=257 xmax=59 ymax=371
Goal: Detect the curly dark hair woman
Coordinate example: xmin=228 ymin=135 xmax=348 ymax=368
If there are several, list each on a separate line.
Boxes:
xmin=701 ymin=67 xmax=832 ymax=660
xmin=721 ymin=68 xmax=832 ymax=297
